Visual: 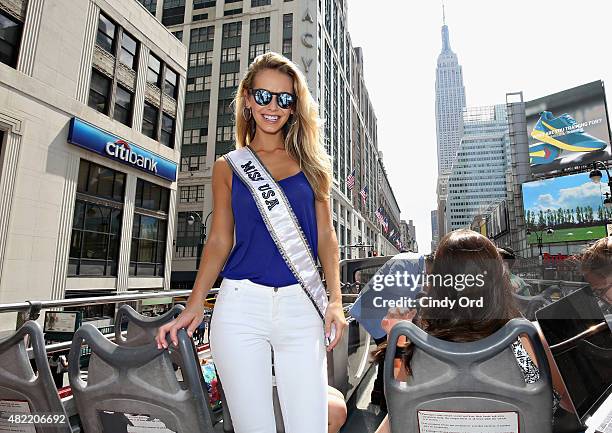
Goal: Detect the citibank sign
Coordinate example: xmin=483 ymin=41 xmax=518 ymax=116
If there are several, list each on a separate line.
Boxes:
xmin=68 ymin=118 xmax=177 ymax=181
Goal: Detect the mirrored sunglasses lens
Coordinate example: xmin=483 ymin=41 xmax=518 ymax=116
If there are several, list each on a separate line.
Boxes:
xmin=278 ymin=93 xmax=294 ymax=108
xmin=254 ymin=89 xmax=272 ymax=106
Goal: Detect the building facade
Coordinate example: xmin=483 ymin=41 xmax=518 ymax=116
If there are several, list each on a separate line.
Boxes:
xmin=435 ymin=16 xmax=465 ymax=241
xmin=430 ymin=209 xmax=439 ymax=251
xmin=0 ymin=0 xmax=187 ymax=332
xmin=140 ymin=0 xmax=399 ymax=285
xmin=377 ymin=152 xmax=401 ymax=255
xmin=446 ymin=105 xmax=509 ymax=231
xmin=399 ymin=219 xmax=417 ymax=252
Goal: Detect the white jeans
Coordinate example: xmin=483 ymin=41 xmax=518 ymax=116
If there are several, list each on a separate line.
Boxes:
xmin=209 ymin=277 xmax=328 ymax=433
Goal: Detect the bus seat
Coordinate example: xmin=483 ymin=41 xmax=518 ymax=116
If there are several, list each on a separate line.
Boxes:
xmin=0 ymin=320 xmax=71 ymax=432
xmin=384 ymin=318 xmax=553 ymax=433
xmin=512 ymin=293 xmax=548 ymax=320
xmin=114 ymin=304 xmax=184 ymax=346
xmin=68 ymin=323 xmax=214 ymax=433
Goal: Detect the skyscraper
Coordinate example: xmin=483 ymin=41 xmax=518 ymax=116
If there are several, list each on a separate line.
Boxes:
xmin=435 ymin=8 xmax=466 ymax=175
xmin=446 ymin=105 xmax=509 ymax=231
xmin=435 ymin=7 xmax=466 ymax=240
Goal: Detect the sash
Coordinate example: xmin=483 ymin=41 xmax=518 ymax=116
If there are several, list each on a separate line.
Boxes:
xmin=224 ymin=146 xmax=328 ymax=323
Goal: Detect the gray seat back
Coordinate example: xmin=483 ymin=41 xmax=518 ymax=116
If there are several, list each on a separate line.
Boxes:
xmin=114 ymin=304 xmax=184 ymax=346
xmin=384 ymin=318 xmax=552 ymax=433
xmin=0 ymin=320 xmax=71 ymax=433
xmin=68 ymin=323 xmax=214 ymax=433
xmin=512 ymin=293 xmax=548 ymax=320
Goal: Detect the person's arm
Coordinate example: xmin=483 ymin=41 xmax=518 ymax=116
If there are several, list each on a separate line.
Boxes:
xmin=156 ymin=158 xmax=235 ymax=348
xmin=375 ymin=415 xmax=390 ymax=433
xmin=520 ymin=327 xmax=573 ymax=411
xmin=315 ymin=197 xmax=347 ymax=350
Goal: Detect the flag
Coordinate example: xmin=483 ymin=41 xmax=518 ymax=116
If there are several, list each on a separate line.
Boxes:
xmin=383 ymin=216 xmax=389 ymax=232
xmin=359 ymin=185 xmax=368 ymax=206
xmin=389 ymin=229 xmax=395 ymax=238
xmin=375 ymin=207 xmax=384 ymax=224
xmin=346 ymin=169 xmax=356 ymax=190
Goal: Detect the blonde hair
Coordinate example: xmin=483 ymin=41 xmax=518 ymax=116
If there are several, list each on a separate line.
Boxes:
xmin=234 ymin=52 xmax=332 ymax=201
xmin=580 ymin=236 xmax=612 ymax=278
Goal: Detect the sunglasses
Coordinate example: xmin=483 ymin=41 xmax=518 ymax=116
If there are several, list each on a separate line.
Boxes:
xmin=250 ymin=88 xmax=296 ymax=109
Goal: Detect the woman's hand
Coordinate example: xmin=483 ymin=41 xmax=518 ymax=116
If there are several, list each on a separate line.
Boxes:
xmin=155 ymin=303 xmax=205 ymax=349
xmin=325 ymin=301 xmax=348 ymax=351
xmin=381 ymin=307 xmax=417 ymax=336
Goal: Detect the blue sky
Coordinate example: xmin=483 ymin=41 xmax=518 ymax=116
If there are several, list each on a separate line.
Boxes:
xmin=522 ymin=172 xmax=611 ymax=214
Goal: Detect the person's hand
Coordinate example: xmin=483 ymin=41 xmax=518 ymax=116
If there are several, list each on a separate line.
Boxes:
xmin=155 ymin=303 xmax=205 ymax=349
xmin=325 ymin=301 xmax=348 ymax=352
xmin=381 ymin=307 xmax=417 ymax=336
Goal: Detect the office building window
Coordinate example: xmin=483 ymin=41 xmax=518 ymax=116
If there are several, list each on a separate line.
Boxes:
xmin=180 ymin=155 xmax=206 ymax=172
xmin=69 ymin=160 xmax=125 ymax=277
xmin=162 ymin=0 xmax=186 ymax=26
xmin=164 ymin=67 xmax=178 ymax=99
xmin=251 ymin=0 xmax=270 ymax=6
xmin=142 ymin=102 xmax=159 ymax=139
xmin=222 ymin=21 xmax=241 ymax=38
xmin=160 ymin=113 xmax=175 ymax=148
xmin=216 ymin=125 xmax=234 ymax=142
xmin=184 ymin=102 xmax=210 ymax=120
xmin=175 ymin=212 xmax=200 ymax=257
xmin=147 ymin=53 xmax=162 ymax=86
xmin=221 ymin=46 xmax=240 ymax=62
xmin=186 ymin=75 xmax=211 ymax=91
xmin=172 ymin=30 xmax=183 ymax=41
xmin=282 ymin=40 xmax=292 ymax=60
xmin=131 ymin=179 xmax=169 ymax=277
xmin=88 ymin=69 xmax=111 ymax=114
xmin=113 ymin=85 xmax=133 ymax=126
xmin=138 ymin=0 xmax=157 ymax=15
xmin=96 ymin=13 xmax=116 ymax=53
xmin=179 ymin=185 xmax=205 ymax=202
xmin=217 ymin=98 xmax=233 ymax=115
xmin=0 ymin=9 xmax=23 ymax=68
xmin=194 ymin=13 xmax=209 ymax=21
xmin=119 ymin=31 xmax=138 ymax=70
xmin=250 ymin=17 xmax=270 ymax=35
xmin=190 ymin=26 xmax=214 ymax=45
xmin=219 ymin=72 xmax=239 ymax=88
xmin=183 ymin=128 xmax=208 ymax=145
xmin=188 ymin=51 xmax=213 ymax=67
xmin=249 ymin=43 xmax=269 ymax=62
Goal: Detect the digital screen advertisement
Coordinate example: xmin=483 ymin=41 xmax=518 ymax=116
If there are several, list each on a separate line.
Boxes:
xmin=525 ymin=81 xmax=612 ymax=176
xmin=522 ymin=171 xmax=611 ymax=244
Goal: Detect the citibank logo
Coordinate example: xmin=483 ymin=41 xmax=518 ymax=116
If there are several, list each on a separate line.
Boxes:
xmin=105 ymin=139 xmax=158 ymax=173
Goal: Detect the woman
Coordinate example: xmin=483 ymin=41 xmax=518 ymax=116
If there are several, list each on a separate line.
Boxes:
xmin=580 ymin=236 xmax=612 ymax=310
xmin=373 ymin=229 xmax=566 ymax=433
xmin=156 ymin=52 xmax=347 ymax=433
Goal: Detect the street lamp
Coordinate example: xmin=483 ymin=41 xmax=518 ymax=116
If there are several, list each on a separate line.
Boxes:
xmin=187 ymin=210 xmax=213 ymax=264
xmin=589 ymin=161 xmax=612 ymax=232
xmin=526 ymin=226 xmax=554 ymax=257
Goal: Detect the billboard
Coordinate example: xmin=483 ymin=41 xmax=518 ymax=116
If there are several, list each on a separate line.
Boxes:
xmin=526 ymin=81 xmax=612 ymax=175
xmin=522 ymin=171 xmax=611 ymax=244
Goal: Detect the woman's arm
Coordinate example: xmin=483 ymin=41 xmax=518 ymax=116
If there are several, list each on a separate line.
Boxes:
xmin=315 ymin=197 xmax=346 ymax=349
xmin=156 ymin=158 xmax=235 ymax=348
xmin=520 ymin=329 xmax=573 ymax=411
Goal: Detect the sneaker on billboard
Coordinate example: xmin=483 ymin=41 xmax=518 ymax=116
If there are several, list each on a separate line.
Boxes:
xmin=529 ymin=142 xmax=560 ymax=165
xmin=531 ymin=111 xmax=608 ymax=153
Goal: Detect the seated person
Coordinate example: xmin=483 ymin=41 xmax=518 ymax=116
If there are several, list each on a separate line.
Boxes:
xmin=579 ymin=236 xmax=612 ymax=313
xmin=328 ymin=385 xmax=347 ymax=433
xmin=498 ymin=246 xmax=533 ymax=296
xmin=373 ymin=229 xmax=568 ymax=433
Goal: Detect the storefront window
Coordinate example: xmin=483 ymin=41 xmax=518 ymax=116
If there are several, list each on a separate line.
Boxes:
xmin=130 ymin=179 xmax=169 ymax=277
xmin=69 ymin=160 xmax=125 ymax=277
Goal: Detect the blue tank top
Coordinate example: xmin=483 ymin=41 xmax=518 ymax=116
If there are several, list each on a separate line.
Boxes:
xmin=219 ymin=170 xmax=318 ymax=287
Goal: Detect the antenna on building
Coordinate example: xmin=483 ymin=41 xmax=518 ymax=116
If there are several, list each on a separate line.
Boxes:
xmin=442 ymin=0 xmax=446 ymax=25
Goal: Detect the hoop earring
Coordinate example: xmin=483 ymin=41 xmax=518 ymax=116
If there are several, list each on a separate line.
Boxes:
xmin=242 ymin=107 xmax=252 ymax=121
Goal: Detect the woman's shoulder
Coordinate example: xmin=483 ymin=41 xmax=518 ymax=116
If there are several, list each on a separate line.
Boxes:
xmin=212 ymin=156 xmax=234 ymax=189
